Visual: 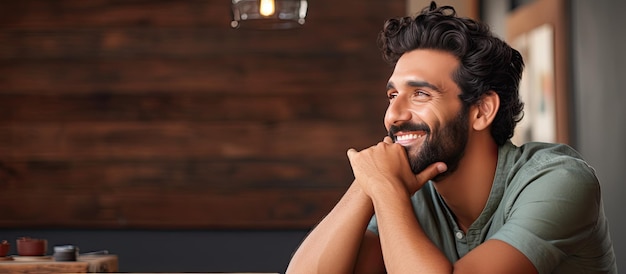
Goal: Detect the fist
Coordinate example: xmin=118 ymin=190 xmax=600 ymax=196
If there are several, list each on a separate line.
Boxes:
xmin=347 ymin=137 xmax=447 ymax=197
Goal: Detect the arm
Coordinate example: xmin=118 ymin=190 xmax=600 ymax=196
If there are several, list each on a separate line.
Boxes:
xmin=371 ymin=188 xmax=536 ymax=273
xmin=285 ymin=180 xmax=380 ymax=274
xmin=287 ymin=137 xmax=443 ymax=273
xmin=287 ymin=170 xmax=443 ymax=273
xmin=349 ymin=141 xmax=452 ymax=273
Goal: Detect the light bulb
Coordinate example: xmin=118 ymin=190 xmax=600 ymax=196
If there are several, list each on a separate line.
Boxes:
xmin=259 ymin=0 xmax=275 ymax=17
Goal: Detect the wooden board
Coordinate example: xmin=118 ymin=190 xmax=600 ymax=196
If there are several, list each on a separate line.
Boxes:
xmin=0 ymin=0 xmax=404 ymax=229
xmin=0 ymin=255 xmax=118 ymax=273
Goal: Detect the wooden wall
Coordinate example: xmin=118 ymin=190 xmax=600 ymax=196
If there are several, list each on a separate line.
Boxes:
xmin=0 ymin=0 xmax=404 ymax=229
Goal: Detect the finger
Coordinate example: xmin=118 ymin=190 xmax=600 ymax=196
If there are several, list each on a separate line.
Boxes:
xmin=347 ymin=148 xmax=357 ymax=159
xmin=383 ymin=136 xmax=394 ymax=144
xmin=415 ymin=162 xmax=448 ymax=182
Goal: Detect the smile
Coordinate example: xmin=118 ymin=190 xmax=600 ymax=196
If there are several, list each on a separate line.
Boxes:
xmin=394 ymin=131 xmax=426 ymax=146
xmin=396 ymin=133 xmax=423 ymax=141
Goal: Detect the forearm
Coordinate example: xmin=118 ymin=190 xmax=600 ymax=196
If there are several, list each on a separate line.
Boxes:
xmin=286 ymin=181 xmax=374 ymax=274
xmin=373 ymin=190 xmax=452 ymax=273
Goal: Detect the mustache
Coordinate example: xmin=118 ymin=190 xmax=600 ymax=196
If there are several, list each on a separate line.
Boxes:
xmin=388 ymin=123 xmax=431 ymax=139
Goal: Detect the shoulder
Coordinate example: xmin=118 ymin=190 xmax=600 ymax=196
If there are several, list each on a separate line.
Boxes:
xmin=512 ymin=142 xmax=591 ymax=167
xmin=500 ymin=141 xmax=600 ymax=208
xmin=501 ymin=142 xmax=599 ymax=190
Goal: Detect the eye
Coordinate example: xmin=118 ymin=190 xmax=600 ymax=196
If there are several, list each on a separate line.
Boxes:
xmin=387 ymin=91 xmax=398 ymax=101
xmin=412 ymin=90 xmax=431 ymax=101
xmin=415 ymin=90 xmax=430 ymax=97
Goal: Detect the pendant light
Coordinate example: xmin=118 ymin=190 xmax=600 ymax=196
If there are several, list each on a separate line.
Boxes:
xmin=231 ymin=0 xmax=308 ymax=29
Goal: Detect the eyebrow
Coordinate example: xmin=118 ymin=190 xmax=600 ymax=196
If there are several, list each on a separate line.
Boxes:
xmin=386 ymin=80 xmax=442 ymax=93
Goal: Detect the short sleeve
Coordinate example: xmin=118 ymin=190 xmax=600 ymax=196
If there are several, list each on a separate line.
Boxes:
xmin=490 ymin=158 xmax=601 ymax=273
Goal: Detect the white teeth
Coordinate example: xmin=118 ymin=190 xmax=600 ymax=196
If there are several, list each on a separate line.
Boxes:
xmin=396 ymin=134 xmax=422 ymax=141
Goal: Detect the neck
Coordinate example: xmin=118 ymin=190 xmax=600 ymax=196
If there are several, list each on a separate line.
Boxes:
xmin=432 ymin=133 xmax=499 ymax=232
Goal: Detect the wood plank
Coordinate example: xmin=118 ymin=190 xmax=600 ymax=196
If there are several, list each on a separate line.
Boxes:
xmin=0 ymin=0 xmax=230 ymax=29
xmin=0 ymin=255 xmax=118 ymax=273
xmin=0 ymin=188 xmax=345 ymax=229
xmin=0 ymin=56 xmax=392 ymax=94
xmin=0 ymin=26 xmax=383 ymax=60
xmin=0 ymin=122 xmax=386 ymax=160
xmin=0 ymin=93 xmax=386 ymax=123
xmin=0 ymin=260 xmax=89 ymax=273
xmin=0 ymin=159 xmax=355 ymax=190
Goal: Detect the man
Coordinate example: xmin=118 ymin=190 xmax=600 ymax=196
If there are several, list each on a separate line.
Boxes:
xmin=286 ymin=2 xmax=617 ymax=273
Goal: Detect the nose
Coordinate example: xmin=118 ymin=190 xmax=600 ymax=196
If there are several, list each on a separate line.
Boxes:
xmin=385 ymin=97 xmax=412 ymax=127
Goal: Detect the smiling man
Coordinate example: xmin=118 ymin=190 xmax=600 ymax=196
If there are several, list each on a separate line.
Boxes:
xmin=286 ymin=2 xmax=616 ymax=273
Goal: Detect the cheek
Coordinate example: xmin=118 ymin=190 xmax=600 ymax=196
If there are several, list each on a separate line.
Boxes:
xmin=383 ymin=110 xmax=392 ymax=130
xmin=424 ymin=106 xmax=454 ymax=129
xmin=414 ymin=109 xmax=440 ymax=129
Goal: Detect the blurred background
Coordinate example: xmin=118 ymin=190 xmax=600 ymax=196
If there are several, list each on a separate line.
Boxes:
xmin=0 ymin=0 xmax=623 ymax=272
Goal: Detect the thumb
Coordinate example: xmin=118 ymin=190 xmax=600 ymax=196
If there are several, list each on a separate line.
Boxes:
xmin=347 ymin=148 xmax=357 ymax=160
xmin=416 ymin=162 xmax=447 ymax=182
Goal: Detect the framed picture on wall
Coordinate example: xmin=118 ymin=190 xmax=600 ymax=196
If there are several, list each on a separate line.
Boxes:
xmin=507 ymin=0 xmax=570 ymax=145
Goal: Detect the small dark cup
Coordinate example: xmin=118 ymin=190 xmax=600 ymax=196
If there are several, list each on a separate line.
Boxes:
xmin=0 ymin=241 xmax=9 ymax=257
xmin=16 ymin=237 xmax=47 ymax=256
xmin=53 ymin=245 xmax=78 ymax=261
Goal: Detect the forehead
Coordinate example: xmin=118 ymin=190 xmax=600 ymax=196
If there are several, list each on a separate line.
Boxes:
xmin=389 ymin=49 xmax=460 ymax=90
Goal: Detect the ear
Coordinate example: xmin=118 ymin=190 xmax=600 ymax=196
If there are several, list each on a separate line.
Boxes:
xmin=470 ymin=91 xmax=500 ymax=131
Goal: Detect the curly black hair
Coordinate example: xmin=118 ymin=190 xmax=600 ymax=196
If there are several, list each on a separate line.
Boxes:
xmin=378 ymin=1 xmax=524 ymax=146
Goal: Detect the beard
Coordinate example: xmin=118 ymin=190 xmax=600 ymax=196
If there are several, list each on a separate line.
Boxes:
xmin=388 ymin=108 xmax=469 ymax=180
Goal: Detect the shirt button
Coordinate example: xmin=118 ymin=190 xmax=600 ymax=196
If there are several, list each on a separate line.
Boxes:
xmin=455 ymin=231 xmax=464 ymax=240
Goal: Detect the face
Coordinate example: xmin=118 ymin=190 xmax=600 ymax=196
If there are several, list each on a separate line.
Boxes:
xmin=384 ymin=49 xmax=469 ymax=177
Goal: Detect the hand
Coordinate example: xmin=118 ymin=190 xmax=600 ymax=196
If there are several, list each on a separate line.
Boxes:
xmin=347 ymin=137 xmax=447 ymax=197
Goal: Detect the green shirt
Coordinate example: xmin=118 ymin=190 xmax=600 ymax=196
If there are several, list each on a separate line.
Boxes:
xmin=367 ymin=141 xmax=617 ymax=273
